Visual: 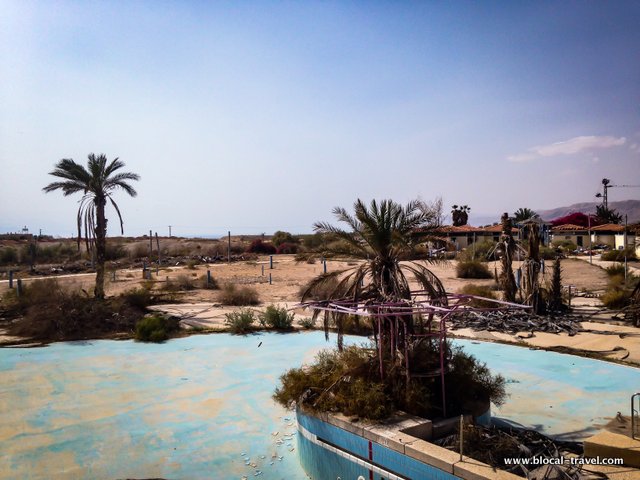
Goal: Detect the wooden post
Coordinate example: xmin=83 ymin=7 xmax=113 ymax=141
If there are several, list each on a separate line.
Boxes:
xmin=269 ymin=255 xmax=273 ymax=269
xmin=156 ymin=232 xmax=160 ymax=275
xmin=149 ymin=230 xmax=153 ymax=258
xmin=112 ymin=271 xmax=116 ymax=282
xmin=261 ymin=264 xmax=264 ymax=276
xmin=227 ymin=231 xmax=231 ymax=263
xmin=207 ymin=269 xmax=212 ymax=286
xmin=323 ymin=259 xmax=327 ymax=274
xmin=8 ymin=270 xmax=13 ymax=289
xmin=16 ymin=279 xmax=23 ymax=297
xmin=269 ymin=273 xmax=272 ymax=285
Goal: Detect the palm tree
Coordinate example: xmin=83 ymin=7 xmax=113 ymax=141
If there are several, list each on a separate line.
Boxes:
xmin=44 ymin=154 xmax=140 ymax=299
xmin=595 ymin=204 xmax=623 ymax=224
xmin=451 ymin=204 xmax=470 ymax=226
xmin=513 ymin=207 xmax=539 ymax=223
xmin=302 ymin=198 xmax=446 ymax=349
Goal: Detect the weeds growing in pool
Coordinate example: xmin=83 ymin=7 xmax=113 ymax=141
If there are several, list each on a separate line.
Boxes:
xmin=273 ymin=341 xmax=506 ymax=421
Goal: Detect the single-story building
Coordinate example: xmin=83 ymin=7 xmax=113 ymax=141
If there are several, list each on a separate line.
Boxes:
xmin=550 ymin=223 xmax=636 ymax=251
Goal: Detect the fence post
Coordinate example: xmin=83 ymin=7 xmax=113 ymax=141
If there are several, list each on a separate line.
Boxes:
xmin=269 ymin=255 xmax=273 ymax=269
xmin=8 ymin=270 xmax=13 ymax=289
xmin=16 ymin=279 xmax=23 ymax=297
xmin=269 ymin=273 xmax=272 ymax=285
xmin=207 ymin=270 xmax=212 ymax=286
xmin=323 ymin=259 xmax=327 ymax=274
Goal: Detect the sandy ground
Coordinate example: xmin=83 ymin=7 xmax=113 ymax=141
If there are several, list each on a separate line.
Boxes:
xmin=1 ymin=255 xmax=638 ymax=367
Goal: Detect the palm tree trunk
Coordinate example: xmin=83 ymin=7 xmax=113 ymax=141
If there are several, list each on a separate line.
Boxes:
xmin=95 ymin=197 xmax=107 ymax=299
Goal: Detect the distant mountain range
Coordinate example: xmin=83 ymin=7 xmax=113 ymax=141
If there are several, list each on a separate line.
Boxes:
xmin=536 ymin=199 xmax=640 ymax=223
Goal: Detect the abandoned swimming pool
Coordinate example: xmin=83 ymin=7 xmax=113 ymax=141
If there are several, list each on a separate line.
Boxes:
xmin=0 ymin=331 xmax=637 ymax=479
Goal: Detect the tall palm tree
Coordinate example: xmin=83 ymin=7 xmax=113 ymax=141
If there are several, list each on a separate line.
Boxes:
xmin=513 ymin=207 xmax=539 ymax=223
xmin=302 ymin=198 xmax=446 ymax=349
xmin=44 ymin=154 xmax=140 ymax=299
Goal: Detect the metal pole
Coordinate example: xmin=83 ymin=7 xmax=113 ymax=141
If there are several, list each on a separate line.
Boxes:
xmin=459 ymin=415 xmax=464 ymax=461
xmin=588 ymin=216 xmax=592 ymax=265
xmin=269 ymin=255 xmax=273 ymax=269
xmin=624 ymin=215 xmax=628 ymax=282
xmin=269 ymin=273 xmax=272 ymax=285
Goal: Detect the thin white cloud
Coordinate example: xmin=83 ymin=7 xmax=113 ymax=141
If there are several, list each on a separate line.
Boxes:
xmin=508 ymin=135 xmax=626 ymax=162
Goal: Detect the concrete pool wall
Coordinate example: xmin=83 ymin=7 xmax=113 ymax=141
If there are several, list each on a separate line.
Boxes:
xmin=297 ymin=408 xmax=521 ymax=480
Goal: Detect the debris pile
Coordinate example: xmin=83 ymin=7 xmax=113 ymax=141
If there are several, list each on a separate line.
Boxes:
xmin=449 ymin=310 xmax=583 ymax=335
xmin=435 ymin=425 xmax=606 ymax=479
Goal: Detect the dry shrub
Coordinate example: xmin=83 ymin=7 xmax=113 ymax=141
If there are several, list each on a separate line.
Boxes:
xmin=274 ymin=342 xmax=505 ymax=421
xmin=458 ymin=284 xmax=498 ymax=308
xmin=456 ymin=260 xmax=492 ymax=279
xmin=5 ymin=279 xmax=148 ymax=342
xmin=218 ymin=283 xmax=260 ymax=306
xmin=299 ymin=275 xmax=340 ymax=300
xmin=162 ymin=274 xmax=196 ymax=292
xmin=601 ymin=289 xmax=630 ymax=309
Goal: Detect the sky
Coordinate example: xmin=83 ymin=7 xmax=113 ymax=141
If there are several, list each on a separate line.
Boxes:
xmin=1 ymin=1 xmax=639 ymax=237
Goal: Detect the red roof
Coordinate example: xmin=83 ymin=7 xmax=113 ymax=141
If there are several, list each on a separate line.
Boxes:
xmin=551 ymin=224 xmax=586 ymax=232
xmin=434 ymin=224 xmax=518 ymax=234
xmin=479 ymin=224 xmax=519 ymax=233
xmin=591 ymin=223 xmax=625 ymax=232
xmin=434 ymin=225 xmax=481 ymax=233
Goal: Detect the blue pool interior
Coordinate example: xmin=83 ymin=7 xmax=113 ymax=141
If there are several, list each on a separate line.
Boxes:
xmin=1 ymin=331 xmax=638 ymax=479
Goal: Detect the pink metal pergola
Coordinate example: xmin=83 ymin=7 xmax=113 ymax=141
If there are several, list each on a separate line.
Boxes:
xmin=299 ymin=291 xmax=529 ymax=417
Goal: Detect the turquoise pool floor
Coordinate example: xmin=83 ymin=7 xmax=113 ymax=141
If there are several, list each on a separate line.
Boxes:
xmin=1 ymin=332 xmax=638 ymax=479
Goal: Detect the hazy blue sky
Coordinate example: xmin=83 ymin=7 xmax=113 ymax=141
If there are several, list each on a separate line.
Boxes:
xmin=1 ymin=1 xmax=639 ymax=237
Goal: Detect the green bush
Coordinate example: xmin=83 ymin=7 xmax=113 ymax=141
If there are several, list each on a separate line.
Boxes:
xmin=224 ymin=308 xmax=256 ymax=334
xmin=135 ymin=314 xmax=178 ymax=342
xmin=218 ymin=283 xmax=260 ymax=306
xmin=458 ymin=284 xmax=498 ymax=308
xmin=274 ymin=342 xmax=505 ymax=421
xmin=260 ymin=304 xmax=295 ymax=330
xmin=297 ymin=317 xmax=316 ymax=329
xmin=0 ymin=247 xmax=19 ymax=265
xmin=605 ymin=264 xmax=626 ymax=277
xmin=551 ymin=240 xmax=577 ymax=252
xmin=601 ymin=248 xmax=637 ymax=262
xmin=271 ymin=231 xmax=297 ymax=247
xmin=539 ymin=246 xmax=561 ymax=260
xmin=456 ymin=260 xmax=492 ymax=279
